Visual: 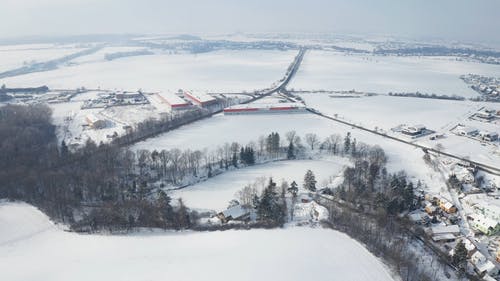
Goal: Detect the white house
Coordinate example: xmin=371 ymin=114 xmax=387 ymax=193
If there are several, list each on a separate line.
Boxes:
xmin=470 ymin=251 xmax=496 ymax=275
xmin=457 ymin=126 xmax=479 ymax=137
xmin=479 ymin=131 xmax=499 ymax=142
xmin=402 ymin=124 xmax=426 ymax=136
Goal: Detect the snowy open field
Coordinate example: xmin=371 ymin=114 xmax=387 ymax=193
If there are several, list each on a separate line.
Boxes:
xmin=133 ymin=112 xmax=450 ymax=195
xmin=0 ymin=202 xmax=396 ymax=281
xmin=171 ymin=159 xmax=348 ymax=210
xmin=0 ymin=44 xmax=86 ymax=73
xmin=1 ymin=50 xmax=297 ymax=93
xmin=298 ymin=93 xmax=500 ymax=168
xmin=299 ymin=94 xmax=481 ymax=132
xmin=289 ymin=50 xmax=500 ymax=97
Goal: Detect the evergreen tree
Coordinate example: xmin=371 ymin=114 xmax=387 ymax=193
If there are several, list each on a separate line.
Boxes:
xmin=303 ymin=170 xmax=317 ymax=192
xmin=60 ymin=140 xmax=69 ymax=158
xmin=452 ymin=240 xmax=468 ymax=271
xmin=257 ymin=178 xmax=285 ymax=224
xmin=232 ymin=152 xmax=238 ymax=168
xmin=157 ymin=190 xmax=173 ymax=227
xmin=287 ymin=141 xmax=295 ymax=159
xmin=344 ymin=132 xmax=351 ymax=154
xmin=288 ymin=181 xmax=299 ymax=197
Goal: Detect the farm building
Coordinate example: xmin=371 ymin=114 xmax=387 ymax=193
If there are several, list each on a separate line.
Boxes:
xmin=479 ymin=131 xmax=499 ymax=142
xmin=457 ymin=126 xmax=479 ymax=136
xmin=469 ymin=213 xmax=500 ymax=236
xmin=217 ymin=205 xmax=250 ymax=223
xmin=223 ymin=103 xmax=306 ymax=115
xmin=184 ymin=91 xmax=217 ymax=107
xmin=85 ymin=114 xmax=106 ymax=129
xmin=156 ymin=92 xmax=190 ymax=110
xmin=402 ymin=124 xmax=426 ymax=136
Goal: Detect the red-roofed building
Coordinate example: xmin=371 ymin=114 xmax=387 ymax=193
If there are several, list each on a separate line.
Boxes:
xmin=184 ymin=91 xmax=217 ymax=107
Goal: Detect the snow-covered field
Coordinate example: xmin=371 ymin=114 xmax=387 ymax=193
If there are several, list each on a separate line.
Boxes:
xmin=0 ymin=44 xmax=86 ymax=73
xmin=2 ymin=50 xmax=297 ymax=93
xmin=289 ymin=50 xmax=500 ymax=98
xmin=299 ymin=94 xmax=481 ymax=131
xmin=133 ymin=111 xmax=448 ymax=195
xmin=0 ymin=201 xmax=396 ymax=281
xmin=171 ymin=159 xmax=348 ymax=211
xmin=297 ymin=93 xmax=500 ymax=168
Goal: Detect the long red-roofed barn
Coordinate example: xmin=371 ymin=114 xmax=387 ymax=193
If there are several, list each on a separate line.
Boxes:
xmin=184 ymin=90 xmax=217 ymax=107
xmin=223 ymin=103 xmax=306 ymax=115
xmin=156 ymin=92 xmax=190 ymax=110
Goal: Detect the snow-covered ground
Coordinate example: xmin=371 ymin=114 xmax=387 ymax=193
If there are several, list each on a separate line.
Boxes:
xmin=299 ymin=94 xmax=481 ymax=132
xmin=133 ymin=112 xmax=448 ymax=195
xmin=0 ymin=44 xmax=86 ymax=73
xmin=298 ymin=93 xmax=500 ymax=168
xmin=171 ymin=159 xmax=348 ymax=211
xmin=0 ymin=201 xmax=396 ymax=281
xmin=2 ymin=50 xmax=296 ymax=93
xmin=289 ymin=50 xmax=500 ymax=98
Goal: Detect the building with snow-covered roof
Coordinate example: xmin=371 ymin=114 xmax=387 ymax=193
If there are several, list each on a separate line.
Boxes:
xmin=217 ymin=205 xmax=250 ymax=223
xmin=471 ymin=251 xmax=496 ymax=275
xmin=430 ymin=225 xmax=460 ymax=236
xmin=156 ymin=92 xmax=190 ymax=110
xmin=479 ymin=131 xmax=498 ymax=142
xmin=457 ymin=126 xmax=479 ymax=137
xmin=464 ymin=194 xmax=500 ymax=221
xmin=85 ymin=114 xmax=106 ymax=129
xmin=184 ymin=90 xmax=217 ymax=107
xmin=476 ymin=111 xmax=495 ymax=120
xmin=469 ymin=213 xmax=500 ymax=236
xmin=223 ymin=103 xmax=306 ymax=115
xmin=439 ymin=198 xmax=457 ymax=214
xmin=402 ymin=124 xmax=426 ymax=136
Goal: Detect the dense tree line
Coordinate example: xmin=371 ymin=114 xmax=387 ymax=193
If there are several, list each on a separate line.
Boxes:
xmin=0 ymin=104 xmax=195 ymax=231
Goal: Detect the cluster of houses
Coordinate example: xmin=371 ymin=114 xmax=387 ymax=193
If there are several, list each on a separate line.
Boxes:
xmin=462 ymin=74 xmax=500 ymax=100
xmin=464 ymin=194 xmax=500 ymax=236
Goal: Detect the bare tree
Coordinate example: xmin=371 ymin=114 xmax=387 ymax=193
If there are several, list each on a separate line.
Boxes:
xmin=305 ymin=133 xmax=320 ymax=150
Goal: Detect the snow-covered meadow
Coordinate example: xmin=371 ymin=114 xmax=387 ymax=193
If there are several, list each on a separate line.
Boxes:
xmin=289 ymin=50 xmax=500 ymax=98
xmin=0 ymin=43 xmax=86 ymax=73
xmin=0 ymin=201 xmax=396 ymax=281
xmin=170 ymin=159 xmax=348 ymax=211
xmin=1 ymin=50 xmax=297 ymax=93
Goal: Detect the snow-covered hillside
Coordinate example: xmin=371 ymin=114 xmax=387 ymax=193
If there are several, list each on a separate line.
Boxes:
xmin=0 ymin=202 xmax=396 ymax=281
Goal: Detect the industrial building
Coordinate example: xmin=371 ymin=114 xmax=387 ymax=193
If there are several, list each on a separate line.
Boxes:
xmin=223 ymin=103 xmax=306 ymax=115
xmin=156 ymin=92 xmax=190 ymax=110
xmin=184 ymin=91 xmax=217 ymax=107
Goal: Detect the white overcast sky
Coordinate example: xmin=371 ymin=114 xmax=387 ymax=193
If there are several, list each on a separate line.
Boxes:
xmin=0 ymin=0 xmax=499 ymax=43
